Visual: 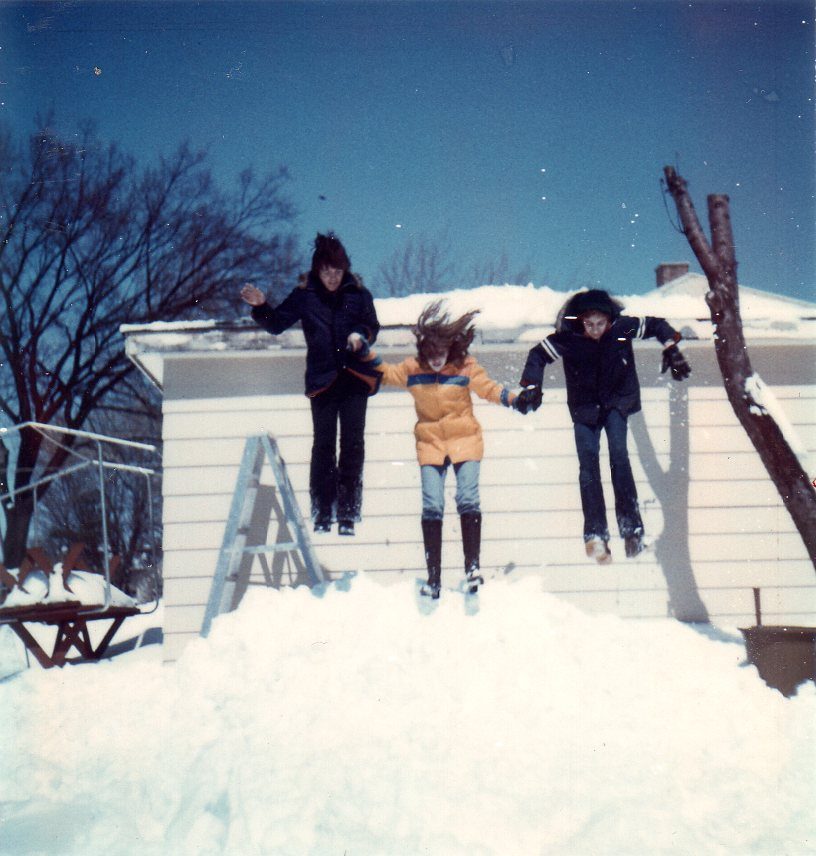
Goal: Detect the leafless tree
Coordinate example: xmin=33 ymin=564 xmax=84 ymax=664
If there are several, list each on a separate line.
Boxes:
xmin=468 ymin=251 xmax=534 ymax=287
xmin=376 ymin=232 xmax=457 ymax=296
xmin=0 ymin=116 xmax=301 ymax=567
xmin=662 ymin=165 xmax=816 ymax=571
xmin=377 ymin=231 xmax=535 ymax=296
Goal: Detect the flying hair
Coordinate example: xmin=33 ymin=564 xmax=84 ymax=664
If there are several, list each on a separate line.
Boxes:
xmin=413 ymin=300 xmax=480 ymax=369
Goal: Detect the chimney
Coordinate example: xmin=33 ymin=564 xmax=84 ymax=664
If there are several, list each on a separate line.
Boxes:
xmin=655 ymin=262 xmax=689 ymax=287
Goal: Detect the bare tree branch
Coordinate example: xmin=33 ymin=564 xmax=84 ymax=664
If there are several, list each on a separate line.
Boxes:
xmin=0 ymin=117 xmax=302 ymax=566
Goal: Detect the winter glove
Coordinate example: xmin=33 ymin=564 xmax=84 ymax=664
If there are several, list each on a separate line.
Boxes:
xmin=514 ymin=385 xmax=543 ymax=414
xmin=346 ymin=333 xmax=370 ymax=357
xmin=661 ymin=344 xmax=691 ymax=381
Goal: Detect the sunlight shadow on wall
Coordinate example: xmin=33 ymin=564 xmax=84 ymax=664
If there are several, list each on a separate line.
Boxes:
xmin=232 ymin=486 xmax=312 ymax=607
xmin=631 ymin=386 xmax=709 ymax=621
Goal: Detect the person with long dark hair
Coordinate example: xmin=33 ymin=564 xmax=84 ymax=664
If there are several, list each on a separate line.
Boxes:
xmin=241 ymin=232 xmax=380 ymax=535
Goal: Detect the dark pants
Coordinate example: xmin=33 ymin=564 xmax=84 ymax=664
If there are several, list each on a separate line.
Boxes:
xmin=573 ymin=408 xmax=643 ymax=542
xmin=309 ymin=372 xmax=369 ymax=523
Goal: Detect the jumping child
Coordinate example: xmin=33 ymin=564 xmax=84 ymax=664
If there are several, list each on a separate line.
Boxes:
xmin=241 ymin=233 xmax=380 ymax=535
xmin=516 ymin=288 xmax=691 ymax=564
xmin=361 ymin=301 xmax=521 ymax=598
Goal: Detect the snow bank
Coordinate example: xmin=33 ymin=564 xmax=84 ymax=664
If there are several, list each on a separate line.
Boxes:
xmin=2 ymin=575 xmax=813 ymax=855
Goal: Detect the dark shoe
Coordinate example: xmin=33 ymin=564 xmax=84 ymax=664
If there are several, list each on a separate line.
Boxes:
xmin=465 ymin=565 xmax=484 ymax=594
xmin=338 ymin=520 xmax=355 ymax=536
xmin=624 ymin=531 xmax=645 ymax=558
xmin=420 ymin=581 xmax=441 ymax=599
xmin=314 ymin=518 xmax=331 ymax=533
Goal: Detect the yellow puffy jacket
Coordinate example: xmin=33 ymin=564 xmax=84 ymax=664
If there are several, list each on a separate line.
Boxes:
xmin=364 ymin=352 xmax=517 ymax=465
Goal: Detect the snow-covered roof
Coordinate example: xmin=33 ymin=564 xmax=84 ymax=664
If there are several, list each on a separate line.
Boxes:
xmin=121 ymin=277 xmax=816 ymax=388
xmin=611 ymin=273 xmax=816 ymax=341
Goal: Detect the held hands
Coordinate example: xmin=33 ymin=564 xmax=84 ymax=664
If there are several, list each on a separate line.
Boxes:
xmin=661 ymin=344 xmax=691 ymax=381
xmin=240 ymin=283 xmax=266 ymax=307
xmin=346 ymin=332 xmax=369 ymax=356
xmin=514 ymin=385 xmax=543 ymax=414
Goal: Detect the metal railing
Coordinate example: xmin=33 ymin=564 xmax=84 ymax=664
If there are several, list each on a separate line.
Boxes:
xmin=0 ymin=422 xmax=159 ymax=614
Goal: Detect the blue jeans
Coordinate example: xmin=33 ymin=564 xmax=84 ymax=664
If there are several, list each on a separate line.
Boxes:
xmin=420 ymin=460 xmax=481 ymax=520
xmin=573 ymin=409 xmax=643 ymax=541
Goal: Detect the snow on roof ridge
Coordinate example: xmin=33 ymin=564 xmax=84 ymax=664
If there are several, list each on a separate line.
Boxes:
xmin=120 ymin=281 xmax=816 ymax=337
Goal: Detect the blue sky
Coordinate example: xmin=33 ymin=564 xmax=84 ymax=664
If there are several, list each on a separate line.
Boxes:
xmin=2 ymin=1 xmax=813 ymax=300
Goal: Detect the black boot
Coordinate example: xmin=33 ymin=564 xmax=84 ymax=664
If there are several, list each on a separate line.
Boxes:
xmin=460 ymin=512 xmax=484 ymax=593
xmin=420 ymin=517 xmax=442 ymax=598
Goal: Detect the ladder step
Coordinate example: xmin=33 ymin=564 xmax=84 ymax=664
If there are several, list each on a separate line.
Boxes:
xmin=242 ymin=543 xmax=299 ymax=554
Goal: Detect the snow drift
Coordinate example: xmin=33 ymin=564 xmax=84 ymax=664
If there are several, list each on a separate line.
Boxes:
xmin=2 ymin=574 xmax=814 ymax=855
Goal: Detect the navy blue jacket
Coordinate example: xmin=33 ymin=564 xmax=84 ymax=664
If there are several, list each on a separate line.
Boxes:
xmin=521 ymin=313 xmax=679 ymax=426
xmin=251 ymin=271 xmax=380 ymax=397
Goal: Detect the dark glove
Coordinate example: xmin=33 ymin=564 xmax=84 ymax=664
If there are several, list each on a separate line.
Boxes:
xmin=514 ymin=385 xmax=543 ymax=414
xmin=661 ymin=344 xmax=691 ymax=381
xmin=347 ymin=334 xmax=370 ymax=357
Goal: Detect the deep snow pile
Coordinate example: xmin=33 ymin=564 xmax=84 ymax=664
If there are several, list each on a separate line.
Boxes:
xmin=2 ymin=574 xmax=814 ymax=856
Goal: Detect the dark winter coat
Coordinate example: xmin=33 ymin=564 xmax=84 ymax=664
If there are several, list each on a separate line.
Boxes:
xmin=251 ymin=271 xmax=381 ymax=397
xmin=521 ymin=291 xmax=680 ymax=426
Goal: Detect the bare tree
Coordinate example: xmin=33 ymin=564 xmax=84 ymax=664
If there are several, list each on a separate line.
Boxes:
xmin=468 ymin=251 xmax=534 ymax=287
xmin=0 ymin=116 xmax=301 ymax=567
xmin=376 ymin=232 xmax=456 ymax=296
xmin=377 ymin=231 xmax=535 ymax=296
xmin=662 ymin=166 xmax=816 ymax=570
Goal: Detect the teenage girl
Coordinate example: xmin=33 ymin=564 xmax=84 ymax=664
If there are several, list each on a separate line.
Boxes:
xmin=361 ymin=301 xmax=521 ymax=598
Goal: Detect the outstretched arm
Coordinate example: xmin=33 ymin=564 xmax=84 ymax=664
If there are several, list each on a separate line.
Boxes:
xmin=358 ymin=348 xmax=410 ymax=388
xmin=241 ymin=282 xmax=303 ymax=335
xmin=517 ymin=334 xmax=564 ymax=412
xmin=616 ymin=316 xmax=691 ymax=381
xmin=469 ymin=362 xmax=517 ymax=409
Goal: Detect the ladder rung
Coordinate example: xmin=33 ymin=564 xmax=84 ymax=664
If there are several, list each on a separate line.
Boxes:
xmin=242 ymin=543 xmax=299 ymax=554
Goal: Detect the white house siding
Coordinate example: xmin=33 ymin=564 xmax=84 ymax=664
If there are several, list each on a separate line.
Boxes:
xmin=157 ymin=341 xmax=816 ymax=662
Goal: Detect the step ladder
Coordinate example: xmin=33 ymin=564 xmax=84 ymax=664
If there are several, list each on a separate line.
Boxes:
xmin=201 ymin=434 xmax=324 ymax=637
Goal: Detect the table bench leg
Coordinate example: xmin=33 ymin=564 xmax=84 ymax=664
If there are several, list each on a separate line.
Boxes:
xmin=8 ymin=622 xmax=58 ymax=669
xmin=9 ymin=615 xmax=130 ymax=668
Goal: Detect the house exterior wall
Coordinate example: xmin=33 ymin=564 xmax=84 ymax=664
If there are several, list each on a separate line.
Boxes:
xmin=158 ymin=341 xmax=816 ymax=662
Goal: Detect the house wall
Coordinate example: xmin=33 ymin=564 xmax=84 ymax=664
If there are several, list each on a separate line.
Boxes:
xmin=158 ymin=341 xmax=816 ymax=662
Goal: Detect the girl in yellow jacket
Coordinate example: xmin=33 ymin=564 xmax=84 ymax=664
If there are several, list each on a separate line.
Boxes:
xmin=360 ymin=300 xmax=522 ymax=599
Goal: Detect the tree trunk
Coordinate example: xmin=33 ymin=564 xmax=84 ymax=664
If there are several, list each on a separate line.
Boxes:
xmin=2 ymin=493 xmax=35 ymax=569
xmin=663 ymin=166 xmax=816 ymax=571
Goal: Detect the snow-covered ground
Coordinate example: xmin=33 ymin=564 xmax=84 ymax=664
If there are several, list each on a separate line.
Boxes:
xmin=2 ymin=574 xmax=814 ymax=855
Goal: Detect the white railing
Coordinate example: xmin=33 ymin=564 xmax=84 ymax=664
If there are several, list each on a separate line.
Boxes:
xmin=0 ymin=422 xmax=159 ymax=613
